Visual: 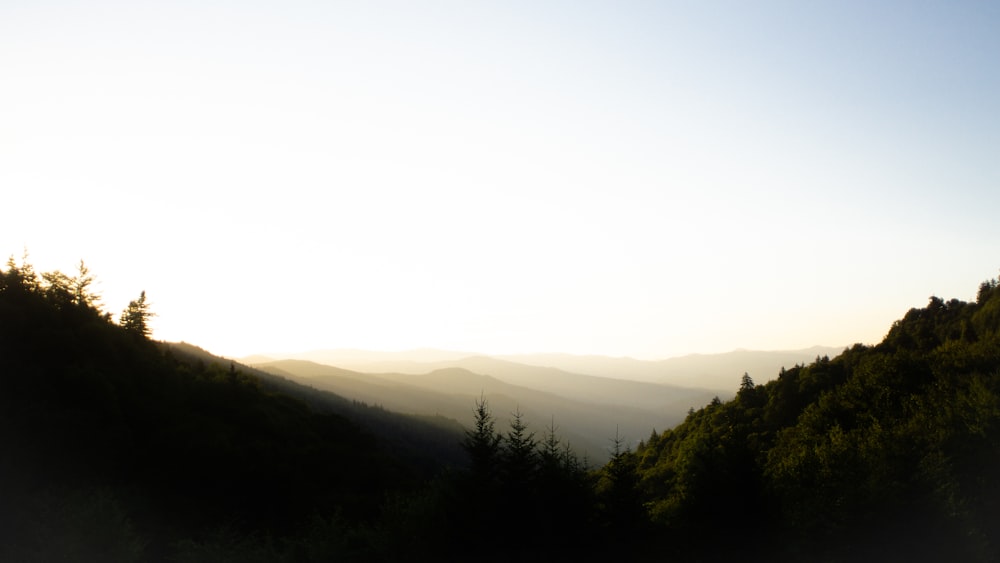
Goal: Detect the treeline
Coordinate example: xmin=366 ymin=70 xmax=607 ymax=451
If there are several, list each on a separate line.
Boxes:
xmin=395 ymin=399 xmax=647 ymax=562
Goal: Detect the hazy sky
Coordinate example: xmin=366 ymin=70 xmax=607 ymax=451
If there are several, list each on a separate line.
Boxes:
xmin=3 ymin=1 xmax=999 ymax=359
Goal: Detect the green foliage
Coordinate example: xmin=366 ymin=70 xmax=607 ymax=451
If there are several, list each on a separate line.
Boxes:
xmin=628 ymin=273 xmax=1000 ymax=560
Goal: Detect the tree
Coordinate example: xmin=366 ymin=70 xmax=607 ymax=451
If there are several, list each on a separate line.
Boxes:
xmin=35 ymin=260 xmax=101 ymax=314
xmin=455 ymin=395 xmax=506 ymax=554
xmin=462 ymin=395 xmax=502 ymax=483
xmin=41 ymin=270 xmax=74 ymax=306
xmin=977 ymin=277 xmax=999 ymax=304
xmin=71 ymin=260 xmax=101 ymax=309
xmin=596 ymin=427 xmax=647 ymax=546
xmin=3 ymin=251 xmax=39 ymax=294
xmin=119 ymin=291 xmax=153 ymax=338
xmin=503 ymin=406 xmax=537 ymax=483
xmin=539 ymin=417 xmax=562 ymax=470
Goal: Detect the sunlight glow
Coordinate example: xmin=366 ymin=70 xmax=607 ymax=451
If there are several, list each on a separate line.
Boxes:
xmin=3 ymin=1 xmax=999 ymax=359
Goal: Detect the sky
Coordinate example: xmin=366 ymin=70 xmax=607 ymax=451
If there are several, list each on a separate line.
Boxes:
xmin=3 ymin=1 xmax=999 ymax=360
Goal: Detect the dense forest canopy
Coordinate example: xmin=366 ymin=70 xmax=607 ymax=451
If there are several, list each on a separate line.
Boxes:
xmin=627 ymin=277 xmax=1000 ymax=561
xmin=2 ymin=255 xmax=1000 ymax=562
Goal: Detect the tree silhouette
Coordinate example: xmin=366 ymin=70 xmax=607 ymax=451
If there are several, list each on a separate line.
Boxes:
xmin=596 ymin=427 xmax=647 ymax=550
xmin=462 ymin=394 xmax=502 ymax=484
xmin=502 ymin=406 xmax=537 ymax=486
xmin=3 ymin=252 xmax=39 ymax=293
xmin=71 ymin=260 xmax=101 ymax=309
xmin=119 ymin=290 xmax=153 ymax=338
xmin=539 ymin=417 xmax=562 ymax=471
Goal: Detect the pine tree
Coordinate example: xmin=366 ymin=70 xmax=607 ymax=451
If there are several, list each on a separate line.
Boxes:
xmin=503 ymin=406 xmax=537 ymax=484
xmin=539 ymin=417 xmax=562 ymax=470
xmin=41 ymin=270 xmax=74 ymax=306
xmin=3 ymin=252 xmax=39 ymax=294
xmin=462 ymin=395 xmax=502 ymax=483
xmin=597 ymin=427 xmax=647 ymax=544
xmin=71 ymin=260 xmax=101 ymax=309
xmin=119 ymin=291 xmax=153 ymax=338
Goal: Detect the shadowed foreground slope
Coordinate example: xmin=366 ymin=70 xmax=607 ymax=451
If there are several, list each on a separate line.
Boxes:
xmin=0 ymin=259 xmax=459 ymax=561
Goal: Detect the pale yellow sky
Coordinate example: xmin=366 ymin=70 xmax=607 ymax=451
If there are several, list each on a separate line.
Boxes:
xmin=3 ymin=1 xmax=999 ymax=359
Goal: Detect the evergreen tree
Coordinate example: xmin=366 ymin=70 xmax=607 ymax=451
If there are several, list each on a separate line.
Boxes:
xmin=502 ymin=406 xmax=537 ymax=485
xmin=71 ymin=260 xmax=101 ymax=309
xmin=119 ymin=290 xmax=153 ymax=338
xmin=462 ymin=395 xmax=502 ymax=484
xmin=3 ymin=252 xmax=39 ymax=293
xmin=596 ymin=427 xmax=647 ymax=550
xmin=41 ymin=269 xmax=74 ymax=306
xmin=539 ymin=417 xmax=562 ymax=471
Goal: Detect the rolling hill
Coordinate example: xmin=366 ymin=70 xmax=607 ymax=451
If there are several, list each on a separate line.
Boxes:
xmin=251 ymin=358 xmax=711 ymax=463
xmin=255 ymin=346 xmax=845 ymax=393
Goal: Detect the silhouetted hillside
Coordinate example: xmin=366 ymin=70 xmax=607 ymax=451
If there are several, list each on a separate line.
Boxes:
xmin=166 ymin=343 xmax=467 ymax=471
xmin=0 ymin=258 xmax=460 ymax=561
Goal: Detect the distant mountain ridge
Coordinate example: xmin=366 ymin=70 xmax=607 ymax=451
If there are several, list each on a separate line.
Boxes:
xmin=251 ymin=358 xmax=712 ymax=463
xmin=241 ymin=346 xmax=847 ymax=461
xmin=246 ymin=345 xmax=845 ymax=392
xmin=243 ymin=346 xmax=848 ymax=463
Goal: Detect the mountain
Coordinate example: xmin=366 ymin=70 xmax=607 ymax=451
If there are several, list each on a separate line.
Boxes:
xmin=309 ymin=354 xmax=716 ymax=410
xmin=256 ymin=346 xmax=845 ymax=394
xmin=242 ymin=349 xmax=814 ymax=464
xmin=252 ymin=358 xmax=708 ymax=463
xmin=165 ymin=344 xmax=468 ymax=470
xmin=622 ymin=283 xmax=1000 ymax=560
xmin=653 ymin=346 xmax=845 ymax=387
xmin=439 ymin=355 xmax=714 ymax=410
xmin=501 ymin=346 xmax=845 ymax=389
xmin=266 ymin=347 xmax=476 ymax=366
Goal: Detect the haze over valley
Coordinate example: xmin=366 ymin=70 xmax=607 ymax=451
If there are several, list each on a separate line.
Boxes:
xmin=242 ymin=346 xmax=843 ymax=461
xmin=251 ymin=345 xmax=845 ymax=388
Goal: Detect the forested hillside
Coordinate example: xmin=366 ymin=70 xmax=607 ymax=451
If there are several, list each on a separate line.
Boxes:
xmin=627 ymin=279 xmax=1000 ymax=561
xmin=0 ymin=257 xmax=462 ymax=561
